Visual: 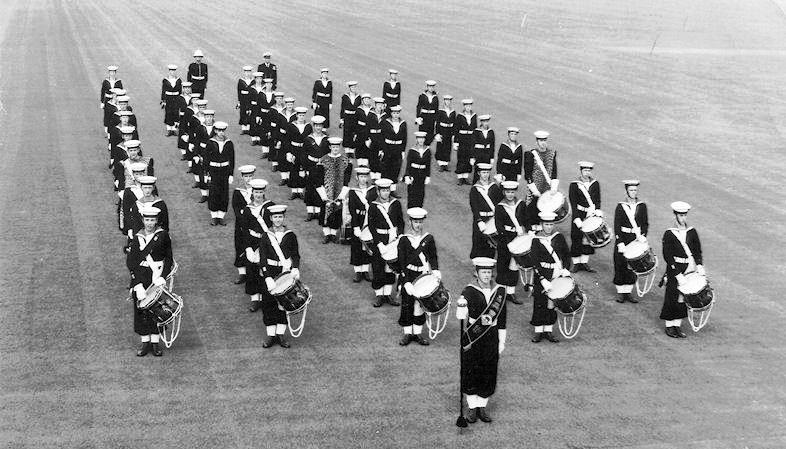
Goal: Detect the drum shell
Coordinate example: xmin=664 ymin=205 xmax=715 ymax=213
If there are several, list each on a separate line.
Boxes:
xmin=547 ymin=277 xmax=584 ymax=314
xmin=507 ymin=235 xmax=533 ymax=268
xmin=412 ymin=275 xmax=450 ymax=313
xmin=146 ymin=293 xmax=181 ymax=324
xmin=678 ymin=274 xmax=714 ymax=309
xmin=271 ymin=273 xmax=310 ymax=312
xmin=624 ymin=241 xmax=656 ymax=274
xmin=581 ymin=217 xmax=611 ymax=248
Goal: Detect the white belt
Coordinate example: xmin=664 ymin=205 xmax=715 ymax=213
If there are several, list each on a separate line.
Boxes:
xmin=504 ymin=225 xmax=516 ymax=232
xmin=260 ymin=108 xmax=270 ymax=113
xmin=459 ymin=130 xmax=473 ymax=134
xmin=420 ymin=109 xmax=435 ymax=114
xmin=673 ymin=257 xmax=690 ymax=263
xmin=308 ymin=155 xmax=319 ymax=162
xmin=357 ymin=121 xmax=366 ymax=126
xmin=386 ymin=94 xmax=399 ymax=98
xmin=577 ymin=205 xmax=590 ymax=212
xmin=210 ymin=161 xmax=230 ymax=167
xmin=249 ymin=230 xmax=262 ymax=238
xmin=501 ymin=158 xmax=512 ymax=163
xmin=406 ymin=264 xmax=429 ymax=272
xmin=540 ymin=262 xmax=558 ymax=269
xmin=376 ymin=229 xmax=390 ymax=234
xmin=292 ymin=142 xmax=304 ymax=147
xmin=474 ymin=144 xmax=486 ymax=149
xmin=250 ymin=101 xmax=258 ymax=105
xmin=344 ymin=110 xmax=355 ymax=115
xmin=385 ymin=139 xmax=403 ymax=145
xmin=480 ymin=211 xmax=494 ymax=217
xmin=410 ymin=163 xmax=426 ymax=169
xmin=620 ymin=227 xmax=637 ymax=233
xmin=370 ymin=129 xmax=381 ymax=134
xmin=439 ymin=122 xmax=451 ymax=127
xmin=192 ymin=76 xmax=205 ymax=80
xmin=165 ymin=91 xmax=179 ymax=95
xmin=240 ymin=90 xmax=249 ymax=94
xmin=266 ymin=258 xmax=292 ymax=267
xmin=317 ymin=92 xmax=330 ymax=97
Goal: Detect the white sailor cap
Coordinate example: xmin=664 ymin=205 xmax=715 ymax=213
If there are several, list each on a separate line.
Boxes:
xmin=507 ymin=127 xmax=520 ymax=133
xmin=196 ymin=99 xmax=208 ymax=106
xmin=295 ymin=106 xmax=308 ymax=113
xmin=242 ymin=65 xmax=253 ymax=71
xmin=622 ymin=179 xmax=640 ymax=187
xmin=375 ymin=178 xmax=394 ymax=189
xmin=189 ymin=93 xmax=202 ymax=99
xmin=462 ymin=98 xmax=473 ymax=105
xmin=269 ymin=204 xmax=288 ymax=214
xmin=407 ymin=207 xmax=428 ymax=219
xmin=249 ymin=179 xmax=269 ymax=190
xmin=388 ymin=69 xmax=399 ymax=74
xmin=263 ymin=78 xmax=274 ymax=83
xmin=671 ymin=201 xmax=691 ymax=213
xmin=390 ymin=105 xmax=402 ymax=112
xmin=238 ymin=164 xmax=256 ymax=174
xmin=273 ymin=91 xmax=284 ymax=97
xmin=126 ymin=140 xmax=141 ymax=149
xmin=534 ymin=130 xmax=550 ymax=139
xmin=214 ymin=121 xmax=228 ymax=130
xmin=472 ymin=257 xmax=497 ymax=269
xmin=284 ymin=97 xmax=295 ymax=103
xmin=137 ymin=175 xmax=157 ymax=185
xmin=479 ymin=114 xmax=491 ymax=121
xmin=346 ymin=80 xmax=358 ymax=86
xmin=263 ymin=52 xmax=272 ymax=58
xmin=116 ymin=110 xmax=134 ymax=117
xmin=167 ymin=64 xmax=178 ymax=70
xmin=203 ymin=109 xmax=215 ymax=115
xmin=539 ymin=211 xmax=558 ymax=222
xmin=356 ymin=166 xmax=371 ymax=175
xmin=193 ymin=49 xmax=204 ymax=57
xmin=328 ymin=137 xmax=343 ymax=145
xmin=139 ymin=205 xmax=161 ymax=218
xmin=253 ymin=71 xmax=264 ymax=77
xmin=443 ymin=94 xmax=453 ymax=100
xmin=107 ymin=65 xmax=118 ymax=71
xmin=476 ymin=162 xmax=492 ymax=171
xmin=182 ymin=81 xmax=193 ymax=87
xmin=119 ymin=126 xmax=136 ymax=134
xmin=413 ymin=132 xmax=427 ymax=139
xmin=373 ymin=97 xmax=385 ymax=103
xmin=361 ymin=92 xmax=372 ymax=99
xmin=425 ymin=79 xmax=437 ymax=86
xmin=311 ymin=115 xmax=326 ymax=124
xmin=578 ymin=161 xmax=594 ymax=169
xmin=116 ymin=96 xmax=130 ymax=102
xmin=129 ymin=161 xmax=147 ymax=172
xmin=501 ymin=180 xmax=519 ymax=190
xmin=320 ymin=67 xmax=330 ymax=73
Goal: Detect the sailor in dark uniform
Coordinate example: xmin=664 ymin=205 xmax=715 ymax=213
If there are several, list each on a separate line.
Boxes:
xmin=660 ymin=201 xmax=704 ymax=338
xmin=348 ymin=166 xmax=376 ymax=282
xmin=381 ymin=105 xmax=407 ymax=197
xmin=285 ymin=107 xmax=311 ymax=200
xmin=494 ymin=181 xmax=530 ymax=304
xmin=177 ymin=92 xmax=199 ymax=162
xmin=434 ymin=95 xmax=456 ymax=172
xmin=100 ymin=65 xmax=122 ymax=111
xmin=257 ymin=52 xmax=278 ymax=90
xmin=303 ymin=115 xmax=329 ymax=221
xmin=455 ymin=99 xmax=477 ymax=185
xmin=160 ymin=64 xmax=182 ymax=136
xmin=125 ymin=176 xmax=169 ymax=238
xmin=315 ymin=137 xmax=353 ymax=243
xmin=273 ymin=96 xmax=297 ymax=186
xmin=403 ymin=131 xmax=431 ymax=208
xmin=524 ymin=130 xmax=558 ymax=230
xmin=368 ymin=178 xmax=404 ymax=307
xmin=569 ymin=161 xmax=602 ymax=273
xmin=241 ymin=179 xmax=275 ymax=313
xmin=232 ymin=165 xmax=257 ymax=284
xmin=613 ymin=180 xmax=649 ymax=303
xmin=206 ymin=121 xmax=235 ymax=226
xmin=236 ymin=66 xmax=254 ymax=134
xmin=530 ymin=211 xmax=571 ymax=343
xmin=340 ymin=81 xmax=362 ymax=158
xmin=187 ymin=49 xmax=208 ymax=97
xmin=415 ymin=80 xmax=439 ymax=145
xmin=470 ymin=163 xmax=502 ymax=259
xmin=398 ymin=207 xmax=440 ymax=346
xmin=366 ymin=97 xmax=387 ymax=179
xmin=495 ymin=127 xmax=523 ymax=183
xmin=354 ymin=93 xmax=373 ymax=168
xmin=311 ymin=68 xmax=333 ymax=128
xmin=382 ymin=69 xmax=401 ymax=114
xmin=472 ymin=114 xmax=495 ymax=184
xmin=456 ymin=256 xmax=507 ymax=423
xmin=194 ymin=109 xmax=217 ymax=203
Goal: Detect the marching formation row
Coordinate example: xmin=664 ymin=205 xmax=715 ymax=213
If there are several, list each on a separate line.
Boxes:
xmin=101 ymin=50 xmax=717 ymax=423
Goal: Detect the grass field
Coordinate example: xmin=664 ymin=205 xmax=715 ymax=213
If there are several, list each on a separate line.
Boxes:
xmin=1 ymin=0 xmax=786 ymax=447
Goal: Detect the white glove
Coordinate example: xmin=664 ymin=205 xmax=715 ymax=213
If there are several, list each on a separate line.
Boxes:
xmin=245 ymin=247 xmax=259 ymax=264
xmin=696 ymin=265 xmax=706 ymax=276
xmin=114 ymin=179 xmax=119 ymax=188
xmin=452 ymin=142 xmax=459 ymax=151
xmin=573 ymin=217 xmax=583 ymax=228
xmin=291 ymin=268 xmax=300 ymax=280
xmin=434 ymin=134 xmax=443 ymax=143
xmin=456 ymin=298 xmax=468 ymax=320
xmin=276 ymin=142 xmax=282 ymax=149
xmin=477 ymin=221 xmax=487 ymax=232
xmin=527 ymin=183 xmax=540 ymax=196
xmin=540 ymin=279 xmax=553 ymax=292
xmin=312 ymin=102 xmax=317 ymax=110
xmin=549 ymin=179 xmax=560 ymax=191
xmin=127 ymin=230 xmax=133 ymax=239
xmin=498 ymin=329 xmax=507 ymax=354
xmin=100 ymin=103 xmax=104 ymax=109
xmin=353 ymin=227 xmax=362 ymax=238
xmin=637 ymin=235 xmax=647 ymax=243
xmin=404 ymin=282 xmax=415 ymax=295
xmin=469 ymin=158 xmax=476 ymax=166
xmin=596 ymin=210 xmax=604 ymax=218
xmin=676 ymin=273 xmax=687 ymax=285
xmin=182 ymin=135 xmax=189 ymax=143
xmin=432 ymin=270 xmax=441 ymax=280
xmin=617 ymin=242 xmax=626 ymax=252
xmin=365 ymin=138 xmax=372 ymax=147
xmin=286 ymin=153 xmax=295 ymax=163
xmin=339 ymin=119 xmax=344 ymax=127
xmin=328 ymin=104 xmax=333 ymax=109
xmin=493 ymin=174 xmax=504 ymax=183
xmin=415 ymin=117 xmax=423 ymax=125
xmin=265 ymin=277 xmax=276 ymax=291
xmin=424 ymin=177 xmax=430 ymax=185
xmin=228 ymin=176 xmax=234 ymax=184
xmin=561 ymin=268 xmax=571 ymax=277
xmin=133 ymin=283 xmax=146 ymax=300
xmin=404 ymin=176 xmax=413 ymax=185
xmin=153 ymin=277 xmax=166 ymax=286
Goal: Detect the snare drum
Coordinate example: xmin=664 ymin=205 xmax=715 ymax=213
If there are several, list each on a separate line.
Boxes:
xmin=537 ymin=190 xmax=571 ymax=223
xmin=270 ymin=271 xmax=312 ymax=314
xmin=678 ymin=273 xmax=714 ymax=309
xmin=411 ymin=274 xmax=450 ymax=314
xmin=546 ymin=276 xmax=584 ymax=314
xmin=139 ymin=285 xmax=182 ymax=326
xmin=581 ymin=216 xmax=611 ymax=248
xmin=623 ymin=240 xmax=656 ymax=274
xmin=507 ymin=234 xmax=533 ymax=268
xmin=380 ymin=238 xmax=400 ymax=264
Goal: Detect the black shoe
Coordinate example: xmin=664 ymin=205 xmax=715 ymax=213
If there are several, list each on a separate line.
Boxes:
xmin=456 ymin=179 xmax=463 ymax=186
xmin=262 ymin=336 xmax=276 ymax=348
xmin=278 ymin=179 xmax=288 ymax=186
xmin=304 ymin=214 xmax=314 ymax=222
xmin=465 ymin=408 xmax=477 ymax=423
xmin=249 ymin=301 xmax=261 ymax=313
xmin=387 ymin=295 xmax=400 ymax=306
xmin=544 ymin=332 xmax=560 ymax=343
xmin=507 ymin=294 xmax=523 ymax=305
xmin=570 ymin=265 xmax=580 ymax=273
xmin=412 ymin=335 xmax=430 ymax=346
xmin=531 ymin=332 xmax=543 ymax=343
xmin=675 ymin=327 xmax=687 ymax=338
xmin=363 ymin=272 xmax=372 ymax=282
xmin=210 ymin=218 xmax=218 ymax=226
xmin=398 ymin=334 xmax=413 ymax=346
xmin=272 ymin=166 xmax=279 ymax=172
xmin=136 ymin=342 xmax=151 ymax=357
xmin=583 ymin=263 xmax=597 ymax=273
xmin=191 ymin=181 xmax=199 ymax=188
xmin=616 ymin=294 xmax=627 ymax=303
xmin=277 ymin=336 xmax=291 ymax=348
xmin=373 ymin=296 xmax=384 ymax=308
xmin=627 ymin=293 xmax=639 ymax=303
xmin=322 ymin=235 xmax=331 ymax=244
xmin=352 ymin=272 xmax=362 ymax=283
xmin=198 ymin=196 xmax=208 ymax=203
xmin=218 ymin=218 xmax=227 ymax=226
xmin=187 ymin=167 xmax=196 ymax=174
xmin=289 ymin=193 xmax=298 ymax=200
xmin=152 ymin=343 xmax=163 ymax=356
xmin=180 ymin=155 xmax=189 ymax=161
xmin=665 ymin=327 xmax=679 ymax=338
xmin=234 ymin=274 xmax=247 ymax=285
xmin=523 ymin=283 xmax=532 ymax=292
xmin=477 ymin=407 xmax=492 ymax=423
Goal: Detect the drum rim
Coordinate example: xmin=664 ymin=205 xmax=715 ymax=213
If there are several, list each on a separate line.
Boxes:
xmin=581 ymin=216 xmax=604 ymax=230
xmin=412 ymin=273 xmax=441 ymax=299
xmin=270 ymin=272 xmax=297 ymax=296
xmin=508 ymin=235 xmax=533 ymax=254
xmin=547 ymin=277 xmax=576 ymax=300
